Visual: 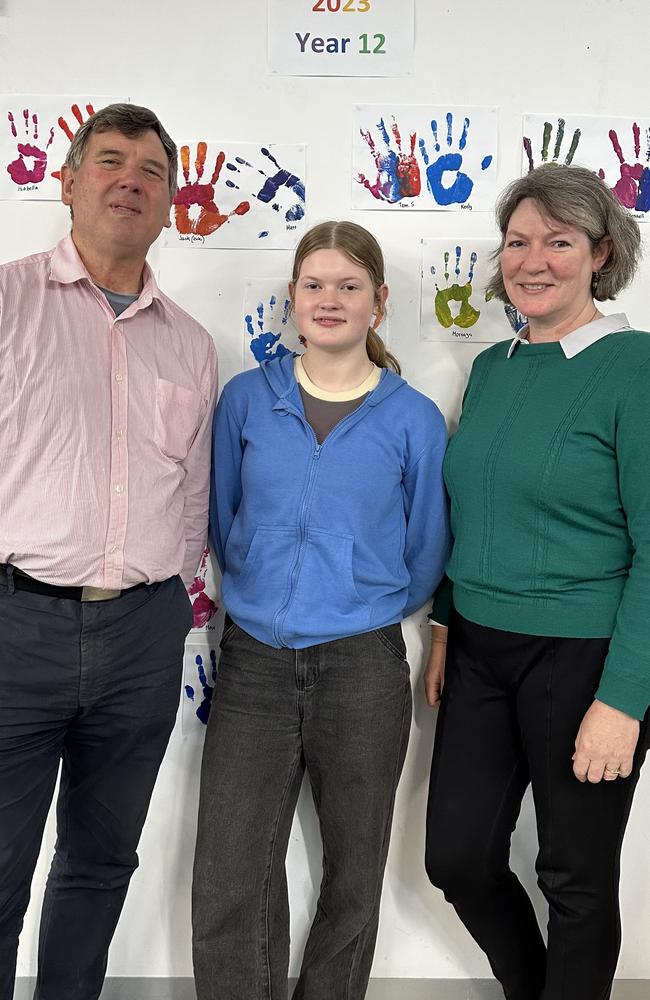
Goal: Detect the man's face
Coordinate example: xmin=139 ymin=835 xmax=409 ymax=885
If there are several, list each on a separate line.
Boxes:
xmin=61 ymin=128 xmax=173 ymax=258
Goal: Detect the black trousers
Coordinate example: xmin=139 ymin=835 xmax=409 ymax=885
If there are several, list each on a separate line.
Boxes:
xmin=425 ymin=611 xmax=649 ymax=1000
xmin=0 ymin=573 xmax=192 ymax=1000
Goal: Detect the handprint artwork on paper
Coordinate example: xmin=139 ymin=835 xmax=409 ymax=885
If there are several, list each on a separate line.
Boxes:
xmin=430 ymin=246 xmax=483 ymax=329
xmin=6 ymin=109 xmax=54 ymax=186
xmin=225 ymin=147 xmax=306 ymax=235
xmin=184 ymin=649 xmax=218 ymax=726
xmin=420 ymin=238 xmax=511 ymax=344
xmin=246 ymin=295 xmax=293 ymax=364
xmin=353 ymin=106 xmax=496 ymax=212
xmin=523 ymin=117 xmax=581 ymax=172
xmin=173 ymin=142 xmax=250 ymax=238
xmin=188 ymin=546 xmax=218 ymax=629
xmin=418 ymin=113 xmax=493 ymax=207
xmin=356 ymin=116 xmax=420 ymax=203
xmin=599 ymin=124 xmax=650 ymax=213
xmin=51 ymin=103 xmax=95 ymax=180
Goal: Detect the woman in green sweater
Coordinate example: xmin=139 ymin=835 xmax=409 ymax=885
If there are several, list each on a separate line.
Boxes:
xmin=424 ymin=164 xmax=648 ymax=1000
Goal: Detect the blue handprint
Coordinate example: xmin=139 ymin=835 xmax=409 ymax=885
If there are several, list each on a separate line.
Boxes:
xmin=184 ymin=650 xmax=217 ymax=725
xmin=418 ymin=113 xmax=493 ymax=207
xmin=246 ymin=295 xmax=293 ymax=364
xmin=504 ymin=304 xmax=528 ymax=334
xmin=226 ymin=149 xmax=306 ymax=236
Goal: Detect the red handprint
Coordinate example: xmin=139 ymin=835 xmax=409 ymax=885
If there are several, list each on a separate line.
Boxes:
xmin=188 ymin=547 xmax=218 ymax=629
xmin=173 ymin=142 xmax=250 ymax=237
xmin=51 ymin=103 xmax=95 ymax=181
xmin=6 ymin=109 xmax=54 ymax=186
xmin=600 ymin=124 xmax=650 ymax=213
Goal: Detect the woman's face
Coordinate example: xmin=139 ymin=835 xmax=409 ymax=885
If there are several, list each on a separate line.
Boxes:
xmin=500 ymin=198 xmax=611 ymax=328
xmin=290 ymin=248 xmax=386 ymax=356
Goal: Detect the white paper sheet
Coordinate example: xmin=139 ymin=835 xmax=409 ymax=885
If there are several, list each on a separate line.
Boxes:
xmin=522 ymin=113 xmax=650 ymax=222
xmin=352 ymin=105 xmax=497 ymax=212
xmin=0 ymin=95 xmax=125 ymax=200
xmin=164 ymin=141 xmax=306 ymax=248
xmin=420 ymin=238 xmax=513 ymax=344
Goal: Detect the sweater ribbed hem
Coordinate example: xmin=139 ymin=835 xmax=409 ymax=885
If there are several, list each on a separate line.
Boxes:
xmin=453 ymin=586 xmax=616 ymax=639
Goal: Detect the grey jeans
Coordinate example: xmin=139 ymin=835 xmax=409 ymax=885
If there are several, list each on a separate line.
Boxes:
xmin=192 ymin=618 xmax=412 ymax=1000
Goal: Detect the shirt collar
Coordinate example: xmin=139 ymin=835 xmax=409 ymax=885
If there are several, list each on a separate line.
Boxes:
xmin=507 ymin=312 xmax=631 ymax=359
xmin=49 ymin=233 xmax=166 ymax=313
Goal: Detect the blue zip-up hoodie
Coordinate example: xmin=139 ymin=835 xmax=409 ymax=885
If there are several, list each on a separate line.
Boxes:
xmin=210 ymin=353 xmax=450 ymax=648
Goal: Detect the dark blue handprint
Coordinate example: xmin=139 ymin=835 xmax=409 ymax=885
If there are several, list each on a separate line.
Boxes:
xmin=226 ymin=149 xmax=306 ymax=234
xmin=246 ymin=295 xmax=293 ymax=363
xmin=184 ymin=649 xmax=217 ymax=725
xmin=418 ymin=112 xmax=493 ymax=207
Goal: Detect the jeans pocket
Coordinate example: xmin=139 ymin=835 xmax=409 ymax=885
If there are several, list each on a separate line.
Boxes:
xmin=219 ymin=614 xmax=239 ymax=650
xmin=373 ymin=624 xmax=408 ymax=663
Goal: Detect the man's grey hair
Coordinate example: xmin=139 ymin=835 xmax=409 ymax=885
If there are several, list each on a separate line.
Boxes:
xmin=64 ymin=103 xmax=178 ymax=198
xmin=486 ymin=164 xmax=641 ymax=303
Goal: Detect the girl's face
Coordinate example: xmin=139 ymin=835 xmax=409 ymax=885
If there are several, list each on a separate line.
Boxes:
xmin=290 ymin=248 xmax=387 ymax=357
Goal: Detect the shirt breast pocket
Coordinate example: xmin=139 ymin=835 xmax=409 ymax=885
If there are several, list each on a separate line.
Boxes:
xmin=154 ymin=378 xmax=204 ymax=462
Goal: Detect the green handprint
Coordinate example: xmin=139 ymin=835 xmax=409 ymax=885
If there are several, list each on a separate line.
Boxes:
xmin=431 ymin=246 xmax=482 ymax=330
xmin=523 ymin=117 xmax=581 ymax=172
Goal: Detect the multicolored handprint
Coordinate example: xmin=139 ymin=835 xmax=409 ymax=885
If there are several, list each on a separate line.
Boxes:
xmin=600 ymin=124 xmax=650 ymax=213
xmin=431 ymin=246 xmax=482 ymax=329
xmin=51 ymin=103 xmax=95 ymax=180
xmin=173 ymin=142 xmax=250 ymax=238
xmin=356 ymin=115 xmax=420 ymax=203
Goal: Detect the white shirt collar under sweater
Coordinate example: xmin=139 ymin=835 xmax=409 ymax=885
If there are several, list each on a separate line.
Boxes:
xmin=507 ymin=313 xmax=631 ymax=359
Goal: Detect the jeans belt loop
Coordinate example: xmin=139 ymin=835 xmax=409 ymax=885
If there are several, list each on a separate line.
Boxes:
xmin=6 ymin=564 xmax=15 ymax=596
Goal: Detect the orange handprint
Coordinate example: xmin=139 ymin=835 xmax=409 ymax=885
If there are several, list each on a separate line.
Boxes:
xmin=173 ymin=142 xmax=250 ymax=237
xmin=50 ymin=103 xmax=95 ymax=180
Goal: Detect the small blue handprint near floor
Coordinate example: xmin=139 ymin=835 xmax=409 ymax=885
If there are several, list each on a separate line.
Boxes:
xmin=419 ymin=112 xmax=493 ymax=207
xmin=246 ymin=294 xmax=293 ymax=364
xmin=184 ymin=650 xmax=218 ymax=726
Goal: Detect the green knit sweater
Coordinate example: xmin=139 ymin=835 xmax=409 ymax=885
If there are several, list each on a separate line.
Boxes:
xmin=441 ymin=329 xmax=650 ymax=719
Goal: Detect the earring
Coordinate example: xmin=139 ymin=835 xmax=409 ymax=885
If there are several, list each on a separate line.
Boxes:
xmin=298 ymin=334 xmax=307 ymax=346
xmin=591 ymin=271 xmax=601 ymax=294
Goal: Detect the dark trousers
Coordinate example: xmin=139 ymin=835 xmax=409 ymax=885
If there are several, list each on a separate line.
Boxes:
xmin=0 ymin=573 xmax=192 ymax=1000
xmin=192 ymin=619 xmax=412 ymax=1000
xmin=425 ymin=611 xmax=649 ymax=1000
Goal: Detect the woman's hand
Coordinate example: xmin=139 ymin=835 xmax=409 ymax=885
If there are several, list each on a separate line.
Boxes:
xmin=572 ymin=699 xmax=640 ymax=783
xmin=424 ymin=624 xmax=448 ymax=707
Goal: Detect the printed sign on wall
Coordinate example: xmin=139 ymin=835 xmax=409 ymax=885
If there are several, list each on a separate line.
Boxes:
xmin=268 ymin=0 xmax=414 ymax=77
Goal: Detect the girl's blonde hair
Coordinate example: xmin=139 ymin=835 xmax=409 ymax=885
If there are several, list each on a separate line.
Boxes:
xmin=291 ymin=221 xmax=400 ymax=374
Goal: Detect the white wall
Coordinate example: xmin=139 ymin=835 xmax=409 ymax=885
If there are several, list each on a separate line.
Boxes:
xmin=2 ymin=0 xmax=650 ymax=980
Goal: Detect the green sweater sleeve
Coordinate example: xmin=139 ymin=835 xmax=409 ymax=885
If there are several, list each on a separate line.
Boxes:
xmin=595 ymin=359 xmax=650 ymax=719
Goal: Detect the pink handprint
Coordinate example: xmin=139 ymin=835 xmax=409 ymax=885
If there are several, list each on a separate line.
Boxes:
xmin=173 ymin=142 xmax=250 ymax=237
xmin=50 ymin=103 xmax=95 ymax=181
xmin=6 ymin=109 xmax=54 ymax=186
xmin=188 ymin=547 xmax=218 ymax=628
xmin=600 ymin=124 xmax=650 ymax=213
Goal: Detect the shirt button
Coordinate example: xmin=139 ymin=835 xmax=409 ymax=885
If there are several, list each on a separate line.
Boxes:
xmin=115 ymin=484 xmax=124 ymax=494
xmin=116 ymin=429 xmax=124 ymax=439
xmin=115 ymin=373 xmax=123 ymax=382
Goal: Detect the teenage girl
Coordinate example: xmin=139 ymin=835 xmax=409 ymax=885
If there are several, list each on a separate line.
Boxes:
xmin=193 ymin=220 xmax=450 ymax=1000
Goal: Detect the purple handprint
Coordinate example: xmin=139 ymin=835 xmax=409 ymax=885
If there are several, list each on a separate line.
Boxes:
xmin=356 ymin=116 xmax=421 ymax=203
xmin=601 ymin=124 xmax=650 ymax=213
xmin=225 ymin=149 xmax=306 ymax=234
xmin=6 ymin=109 xmax=54 ymax=186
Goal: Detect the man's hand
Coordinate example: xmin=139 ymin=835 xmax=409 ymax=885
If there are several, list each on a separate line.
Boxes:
xmin=424 ymin=624 xmax=448 ymax=707
xmin=573 ymin=699 xmax=640 ymax=783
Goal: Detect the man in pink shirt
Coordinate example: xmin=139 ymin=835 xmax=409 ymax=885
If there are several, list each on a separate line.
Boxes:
xmin=0 ymin=104 xmax=217 ymax=1000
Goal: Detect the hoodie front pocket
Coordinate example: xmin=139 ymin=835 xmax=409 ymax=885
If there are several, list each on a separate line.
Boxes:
xmin=289 ymin=527 xmax=371 ymax=631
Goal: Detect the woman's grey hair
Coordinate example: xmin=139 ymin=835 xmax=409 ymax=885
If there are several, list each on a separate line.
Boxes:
xmin=486 ymin=164 xmax=642 ymax=302
xmin=64 ymin=103 xmax=178 ymax=198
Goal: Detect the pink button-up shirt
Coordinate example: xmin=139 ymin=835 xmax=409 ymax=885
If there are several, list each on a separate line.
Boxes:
xmin=0 ymin=235 xmax=218 ymax=588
